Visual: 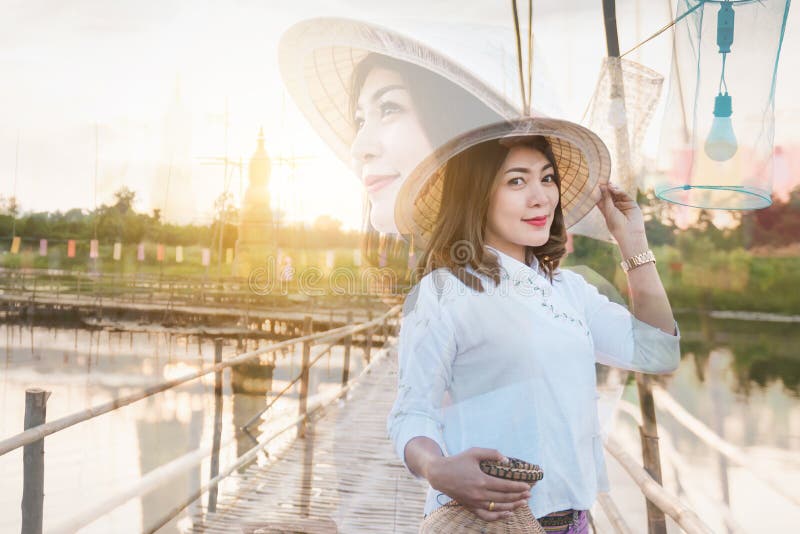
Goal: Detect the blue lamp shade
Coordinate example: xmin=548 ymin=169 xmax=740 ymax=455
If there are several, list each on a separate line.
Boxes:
xmin=655 ymin=0 xmax=791 ymax=210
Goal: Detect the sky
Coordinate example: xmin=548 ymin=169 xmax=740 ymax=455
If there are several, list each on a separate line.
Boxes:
xmin=1 ymin=0 xmax=799 ymax=230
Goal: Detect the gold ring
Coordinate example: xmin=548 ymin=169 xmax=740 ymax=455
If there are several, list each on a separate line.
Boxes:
xmin=488 ymin=501 xmax=495 ymax=512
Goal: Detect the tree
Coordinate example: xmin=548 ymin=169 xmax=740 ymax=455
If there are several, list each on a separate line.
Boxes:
xmin=0 ymin=195 xmax=20 ymax=218
xmin=738 ymin=186 xmax=800 ymax=248
xmin=112 ymin=186 xmax=137 ymax=214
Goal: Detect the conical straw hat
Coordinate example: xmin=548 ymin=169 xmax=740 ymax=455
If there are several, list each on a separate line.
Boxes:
xmin=278 ymin=17 xmax=566 ymax=165
xmin=395 ymin=116 xmax=612 ymax=248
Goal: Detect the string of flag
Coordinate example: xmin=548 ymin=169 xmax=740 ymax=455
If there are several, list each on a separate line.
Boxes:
xmin=7 ymin=236 xmax=224 ymax=266
xmin=5 ymin=236 xmax=367 ymax=269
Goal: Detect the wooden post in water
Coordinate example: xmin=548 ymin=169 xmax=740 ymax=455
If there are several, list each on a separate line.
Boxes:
xmin=365 ymin=310 xmax=373 ymax=364
xmin=342 ymin=311 xmax=353 ymax=387
xmin=636 ymin=374 xmax=667 ymax=534
xmin=207 ymin=339 xmax=224 ymax=513
xmin=298 ymin=315 xmax=313 ymax=438
xmin=22 ymin=388 xmax=51 ymax=534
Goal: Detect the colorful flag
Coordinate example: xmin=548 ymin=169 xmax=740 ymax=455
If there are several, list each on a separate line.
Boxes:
xmin=67 ymin=240 xmax=76 ymax=258
xmin=113 ymin=242 xmax=122 ymax=261
xmin=10 ymin=236 xmax=21 ymax=254
xmin=156 ymin=244 xmax=165 ymax=262
xmin=137 ymin=243 xmax=145 ymax=261
xmin=89 ymin=239 xmax=99 ymax=259
xmin=175 ymin=246 xmax=183 ymax=263
xmin=201 ymin=248 xmax=211 ymax=266
xmin=39 ymin=239 xmax=47 ymax=256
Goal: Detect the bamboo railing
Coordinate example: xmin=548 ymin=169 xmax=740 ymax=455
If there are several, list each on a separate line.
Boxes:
xmin=2 ymin=305 xmax=401 ymax=534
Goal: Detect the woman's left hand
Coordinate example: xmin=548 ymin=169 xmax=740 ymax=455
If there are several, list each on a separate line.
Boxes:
xmin=595 ymin=183 xmax=646 ymax=244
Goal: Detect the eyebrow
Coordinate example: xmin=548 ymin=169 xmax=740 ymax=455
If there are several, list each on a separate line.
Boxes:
xmin=504 ymin=163 xmax=554 ymax=175
xmin=355 ymin=84 xmax=407 ymax=111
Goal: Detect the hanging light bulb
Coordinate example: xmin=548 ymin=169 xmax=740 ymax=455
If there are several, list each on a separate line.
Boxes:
xmin=704 ymin=1 xmax=737 ymax=162
xmin=705 ymin=92 xmax=737 ymax=161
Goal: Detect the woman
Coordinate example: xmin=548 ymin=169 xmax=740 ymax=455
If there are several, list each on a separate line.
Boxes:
xmin=348 ymin=53 xmax=506 ymax=276
xmin=279 ymin=17 xmax=528 ymax=239
xmin=349 ymin=53 xmax=503 ymax=235
xmin=387 ymin=118 xmax=680 ymax=531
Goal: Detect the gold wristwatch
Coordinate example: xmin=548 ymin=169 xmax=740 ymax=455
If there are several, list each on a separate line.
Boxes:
xmin=620 ymin=249 xmax=656 ymax=273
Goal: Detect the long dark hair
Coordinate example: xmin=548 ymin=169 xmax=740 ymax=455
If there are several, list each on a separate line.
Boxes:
xmin=416 ymin=135 xmax=568 ymax=291
xmin=348 ymin=53 xmax=505 ymax=277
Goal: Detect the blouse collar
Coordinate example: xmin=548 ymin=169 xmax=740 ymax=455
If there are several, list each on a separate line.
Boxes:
xmin=485 ymin=245 xmax=543 ymax=281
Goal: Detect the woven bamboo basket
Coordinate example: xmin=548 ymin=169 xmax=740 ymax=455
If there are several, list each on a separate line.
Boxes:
xmin=419 ymin=457 xmax=546 ymax=534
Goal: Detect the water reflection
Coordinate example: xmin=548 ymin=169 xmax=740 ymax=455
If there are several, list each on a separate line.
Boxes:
xmin=675 ymin=311 xmax=800 ymax=394
xmin=607 ymin=312 xmax=800 ymax=532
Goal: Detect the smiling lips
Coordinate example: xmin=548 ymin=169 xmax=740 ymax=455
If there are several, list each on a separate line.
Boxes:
xmin=364 ymin=174 xmax=399 ymax=194
xmin=522 ymin=216 xmax=548 ymax=227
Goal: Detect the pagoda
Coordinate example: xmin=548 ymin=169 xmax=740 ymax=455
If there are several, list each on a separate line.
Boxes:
xmin=233 ymin=128 xmax=274 ymax=278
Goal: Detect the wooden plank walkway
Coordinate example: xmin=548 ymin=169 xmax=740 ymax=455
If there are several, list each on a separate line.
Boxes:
xmin=0 ymin=294 xmax=392 ymax=337
xmin=0 ymin=292 xmax=383 ymax=328
xmin=187 ymin=343 xmax=428 ymax=534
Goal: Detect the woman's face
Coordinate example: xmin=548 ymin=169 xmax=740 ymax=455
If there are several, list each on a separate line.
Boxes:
xmin=485 ymin=145 xmax=560 ymax=257
xmin=351 ymin=67 xmax=434 ymax=234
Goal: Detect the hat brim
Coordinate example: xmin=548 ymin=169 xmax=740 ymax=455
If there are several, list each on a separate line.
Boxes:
xmin=395 ymin=118 xmax=612 ymax=247
xmin=278 ymin=17 xmax=520 ymax=166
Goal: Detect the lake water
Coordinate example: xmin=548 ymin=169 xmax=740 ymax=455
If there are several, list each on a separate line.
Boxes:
xmin=0 ymin=312 xmax=798 ymax=532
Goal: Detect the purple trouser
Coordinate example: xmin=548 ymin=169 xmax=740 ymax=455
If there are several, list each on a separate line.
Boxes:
xmin=540 ymin=510 xmax=589 ymax=534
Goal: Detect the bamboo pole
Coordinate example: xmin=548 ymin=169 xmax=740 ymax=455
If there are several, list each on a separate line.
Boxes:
xmin=298 ymin=315 xmax=313 ymax=438
xmin=597 ymin=492 xmax=634 ymax=534
xmin=22 ymin=388 xmax=50 ymax=534
xmin=617 ymin=401 xmax=747 ymax=534
xmin=207 ymin=339 xmax=224 ymax=512
xmin=342 ymin=311 xmax=353 ymax=387
xmin=652 ymin=387 xmax=800 ymax=507
xmin=619 ymin=402 xmax=744 ymax=534
xmin=49 ymin=431 xmax=237 ymax=534
xmin=365 ymin=310 xmax=373 ymax=364
xmin=605 ymin=438 xmax=714 ymax=534
xmin=601 ymin=1 xmax=666 ymax=532
xmin=636 ymin=374 xmax=667 ymax=534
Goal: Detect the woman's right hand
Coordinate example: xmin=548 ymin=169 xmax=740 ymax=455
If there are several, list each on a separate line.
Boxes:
xmin=425 ymin=447 xmax=532 ymax=522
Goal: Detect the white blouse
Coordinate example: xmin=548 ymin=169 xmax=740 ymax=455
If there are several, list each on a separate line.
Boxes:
xmin=386 ymin=246 xmax=681 ymax=519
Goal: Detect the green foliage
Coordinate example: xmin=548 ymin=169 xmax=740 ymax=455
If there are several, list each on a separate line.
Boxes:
xmin=738 ymin=186 xmax=800 ymax=248
xmin=4 ymin=185 xmax=800 ymax=315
